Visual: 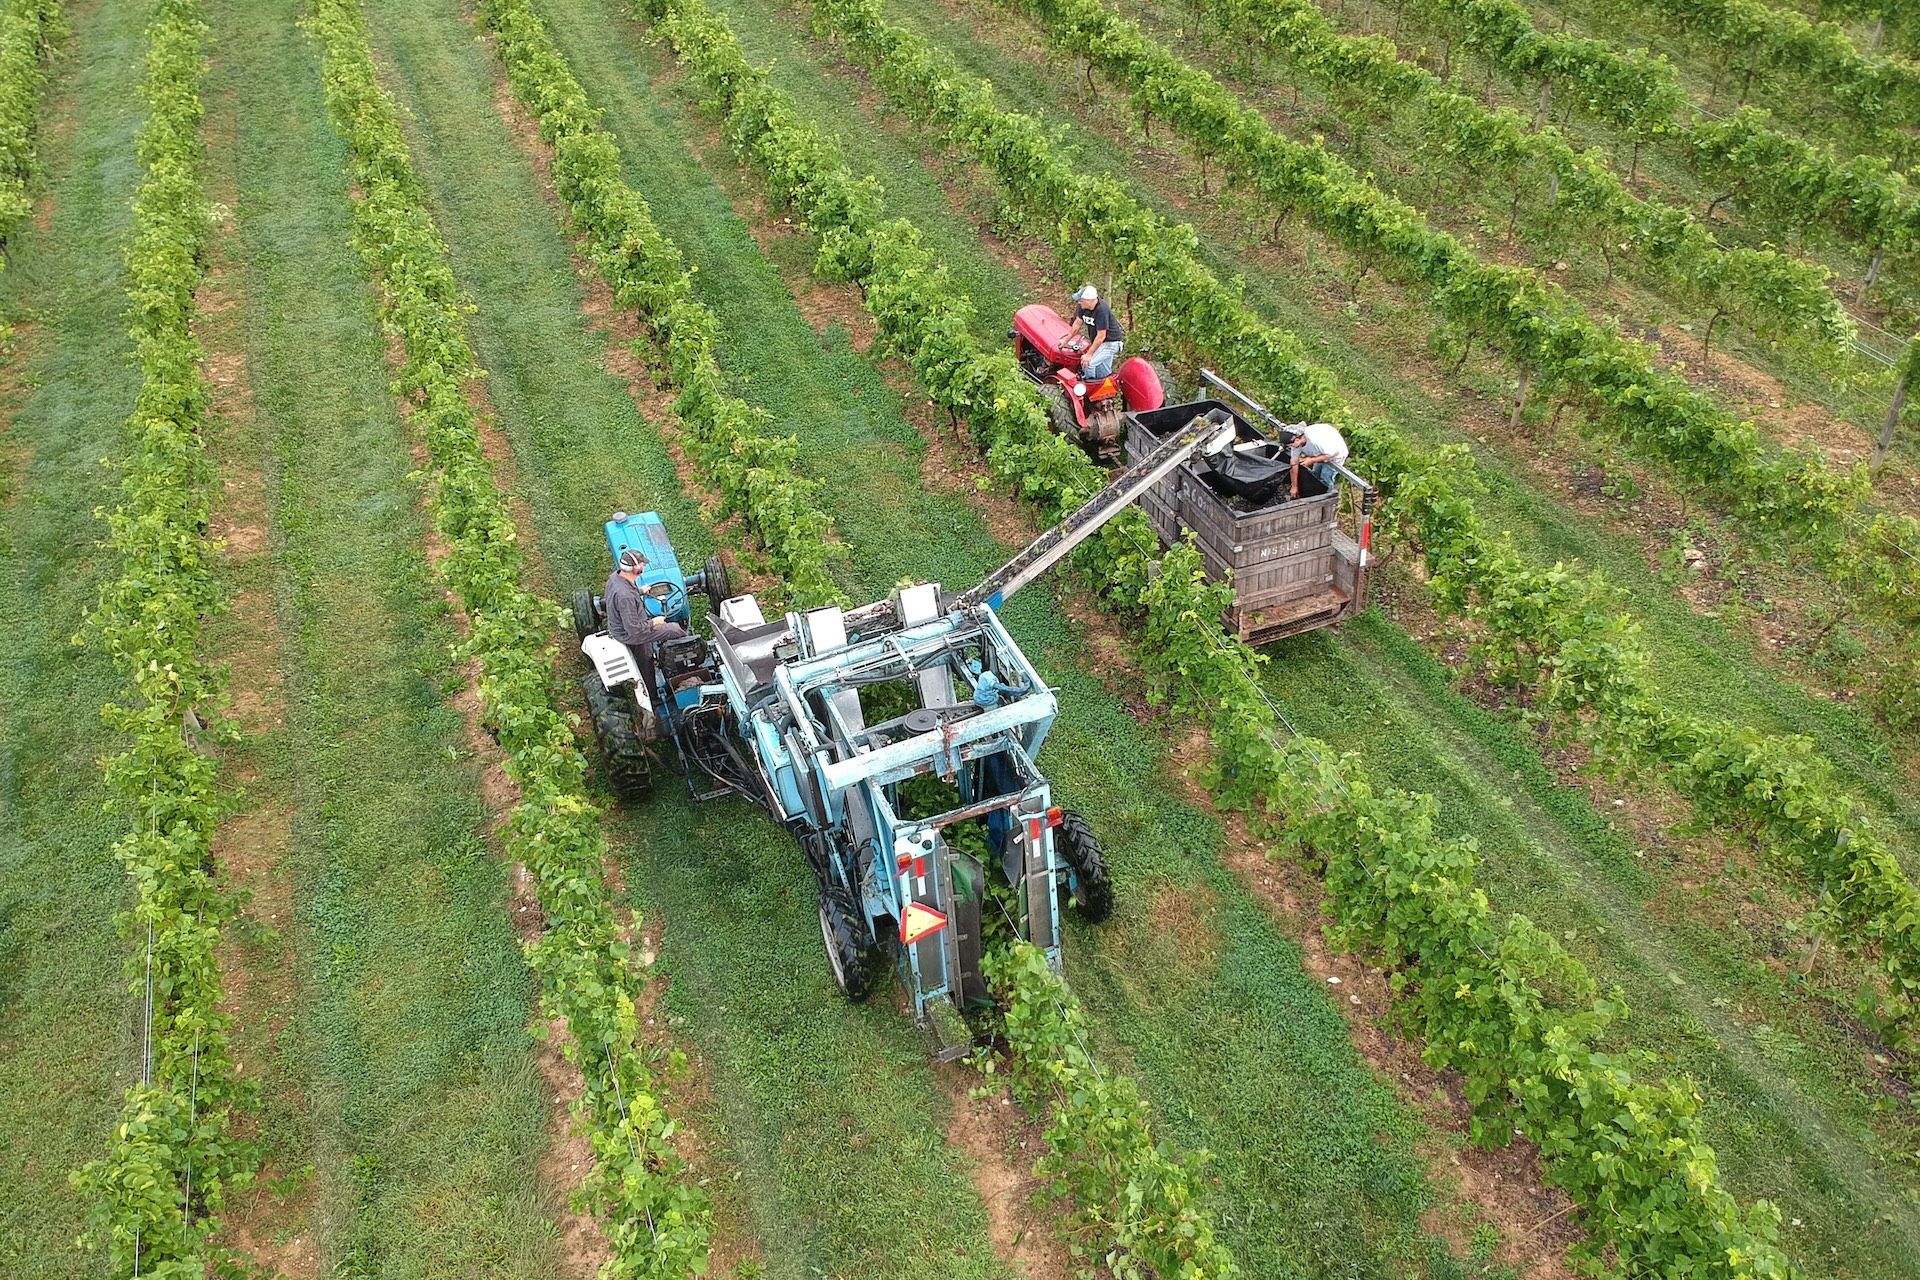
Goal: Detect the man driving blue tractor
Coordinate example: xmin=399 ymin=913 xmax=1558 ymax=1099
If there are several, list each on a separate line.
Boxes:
xmin=604 ymin=546 xmax=688 ymax=700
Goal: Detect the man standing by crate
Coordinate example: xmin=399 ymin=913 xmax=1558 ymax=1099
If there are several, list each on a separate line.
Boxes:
xmin=1072 ymin=284 xmax=1124 ymax=378
xmin=1288 ymin=421 xmax=1348 ymax=498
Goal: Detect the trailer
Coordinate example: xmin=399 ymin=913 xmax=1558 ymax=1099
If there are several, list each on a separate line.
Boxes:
xmin=1124 ymin=373 xmax=1374 ymax=646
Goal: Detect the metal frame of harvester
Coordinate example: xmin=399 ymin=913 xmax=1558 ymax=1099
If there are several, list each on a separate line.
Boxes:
xmin=574 ymin=413 xmax=1237 ymax=1057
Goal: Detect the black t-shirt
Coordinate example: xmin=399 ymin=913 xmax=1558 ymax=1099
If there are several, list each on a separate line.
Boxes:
xmin=1076 ymin=299 xmax=1123 ymax=345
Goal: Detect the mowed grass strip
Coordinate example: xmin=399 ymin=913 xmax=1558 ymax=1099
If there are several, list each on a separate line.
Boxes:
xmin=509 ymin=1 xmax=1511 ymax=1274
xmin=182 ymin=0 xmax=567 ymax=1270
xmin=0 ymin=0 xmax=146 ymax=1271
xmin=357 ymin=1 xmax=1015 ymax=1274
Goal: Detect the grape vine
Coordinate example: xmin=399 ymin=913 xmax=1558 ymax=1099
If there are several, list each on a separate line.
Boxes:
xmin=1369 ymin=0 xmax=1920 ymax=282
xmin=1591 ymin=0 xmax=1920 ymax=152
xmin=307 ymin=2 xmax=714 ymax=1273
xmin=0 ymin=0 xmax=63 ymax=253
xmin=69 ymin=3 xmax=257 ymax=1274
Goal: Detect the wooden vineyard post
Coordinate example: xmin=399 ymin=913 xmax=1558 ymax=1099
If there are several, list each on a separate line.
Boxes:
xmin=1873 ymin=336 xmax=1915 ymax=472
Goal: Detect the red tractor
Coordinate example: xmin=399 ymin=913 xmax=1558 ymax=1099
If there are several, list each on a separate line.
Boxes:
xmin=1010 ymin=304 xmax=1171 ymax=461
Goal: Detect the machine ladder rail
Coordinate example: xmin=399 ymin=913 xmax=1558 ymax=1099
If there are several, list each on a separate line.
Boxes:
xmin=952 ymin=412 xmax=1235 ymax=613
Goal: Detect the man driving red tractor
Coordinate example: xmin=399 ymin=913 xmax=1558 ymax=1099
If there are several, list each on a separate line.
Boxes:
xmin=1071 ymin=284 xmax=1123 ymax=378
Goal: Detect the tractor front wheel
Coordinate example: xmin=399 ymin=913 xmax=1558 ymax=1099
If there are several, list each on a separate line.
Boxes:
xmin=1055 ymin=809 xmax=1114 ymax=923
xmin=703 ymin=554 xmax=732 ymax=615
xmin=572 ymin=587 xmax=598 ymax=642
xmin=818 ymin=885 xmax=875 ymax=1002
xmin=583 ymin=670 xmax=653 ymax=803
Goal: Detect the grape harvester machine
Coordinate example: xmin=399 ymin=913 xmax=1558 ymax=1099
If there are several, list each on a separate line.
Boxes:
xmin=573 ymin=414 xmax=1237 ymax=1057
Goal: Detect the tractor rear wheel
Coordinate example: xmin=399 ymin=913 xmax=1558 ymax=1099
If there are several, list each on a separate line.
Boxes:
xmin=572 ymin=587 xmax=598 ymax=642
xmin=583 ymin=670 xmax=653 ymax=803
xmin=1148 ymin=361 xmax=1177 ymax=405
xmin=1055 ymin=809 xmax=1114 ymax=923
xmin=703 ymin=554 xmax=731 ymax=614
xmin=1040 ymin=382 xmax=1080 ymax=442
xmin=817 ymin=885 xmax=874 ymax=1002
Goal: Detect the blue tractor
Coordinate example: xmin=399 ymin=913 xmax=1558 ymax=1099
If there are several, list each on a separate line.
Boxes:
xmin=570 ymin=512 xmax=730 ymax=801
xmin=574 ymin=415 xmax=1235 ymax=1054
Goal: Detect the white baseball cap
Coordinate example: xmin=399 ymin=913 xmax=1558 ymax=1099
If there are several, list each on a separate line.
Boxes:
xmin=1074 ymin=284 xmax=1098 ymax=302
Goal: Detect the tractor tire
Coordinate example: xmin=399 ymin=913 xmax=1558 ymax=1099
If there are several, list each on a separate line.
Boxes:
xmin=583 ymin=670 xmax=653 ymax=804
xmin=1040 ymin=382 xmax=1079 ymax=442
xmin=817 ymin=885 xmax=875 ymax=1003
xmin=1148 ymin=361 xmax=1177 ymax=406
xmin=703 ymin=554 xmax=732 ymax=614
xmin=572 ymin=587 xmax=598 ymax=642
xmin=1055 ymin=809 xmax=1114 ymax=923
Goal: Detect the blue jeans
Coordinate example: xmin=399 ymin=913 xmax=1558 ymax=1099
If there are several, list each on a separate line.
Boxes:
xmin=1311 ymin=460 xmax=1339 ymax=489
xmin=1082 ymin=340 xmax=1122 ymax=378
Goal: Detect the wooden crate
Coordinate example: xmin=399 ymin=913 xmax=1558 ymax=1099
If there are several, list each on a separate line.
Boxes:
xmin=1126 ymin=400 xmax=1363 ymax=643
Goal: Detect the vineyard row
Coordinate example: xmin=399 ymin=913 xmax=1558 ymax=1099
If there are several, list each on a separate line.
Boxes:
xmin=1195 ymin=0 xmax=1916 ymax=309
xmin=68 ymin=1 xmax=255 ymax=1273
xmin=0 ymin=0 xmax=63 ymax=255
xmin=306 ymin=1 xmax=714 ymax=1274
xmin=1384 ymin=0 xmax=1920 ymax=274
xmin=1593 ymin=0 xmax=1920 ymax=151
xmin=630 ymin=0 xmax=1801 ymax=1271
xmin=478 ymin=1 xmax=1242 ymax=1271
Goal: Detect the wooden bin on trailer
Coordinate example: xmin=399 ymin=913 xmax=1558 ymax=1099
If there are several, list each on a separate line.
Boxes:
xmin=1123 ymin=400 xmax=1370 ymax=645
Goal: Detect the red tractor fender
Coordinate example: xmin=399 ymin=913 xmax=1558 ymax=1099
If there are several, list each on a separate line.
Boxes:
xmin=1114 ymin=357 xmax=1165 ymax=412
xmin=1049 ymin=366 xmax=1091 ymax=428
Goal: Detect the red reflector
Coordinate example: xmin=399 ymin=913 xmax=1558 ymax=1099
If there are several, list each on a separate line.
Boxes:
xmin=900 ymin=901 xmax=948 ymax=946
xmin=1360 ymin=515 xmax=1373 ymax=552
xmin=1046 ymin=807 xmax=1063 ymax=829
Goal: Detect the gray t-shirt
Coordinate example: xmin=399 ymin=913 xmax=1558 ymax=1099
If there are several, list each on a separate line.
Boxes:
xmin=604 ymin=571 xmax=689 ymax=666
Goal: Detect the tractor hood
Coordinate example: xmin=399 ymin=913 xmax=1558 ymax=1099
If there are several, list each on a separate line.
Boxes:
xmin=1012 ymin=303 xmax=1078 ymax=367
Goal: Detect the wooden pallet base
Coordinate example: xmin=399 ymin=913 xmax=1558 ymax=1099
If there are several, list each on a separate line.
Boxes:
xmin=1232 ymin=587 xmax=1351 ymax=646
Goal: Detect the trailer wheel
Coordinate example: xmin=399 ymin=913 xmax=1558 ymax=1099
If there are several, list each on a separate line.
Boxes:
xmin=572 ymin=588 xmax=598 ymax=642
xmin=702 ymin=554 xmax=731 ymax=614
xmin=818 ymin=886 xmax=874 ymax=1003
xmin=1055 ymin=809 xmax=1114 ymax=923
xmin=583 ymin=671 xmax=653 ymax=803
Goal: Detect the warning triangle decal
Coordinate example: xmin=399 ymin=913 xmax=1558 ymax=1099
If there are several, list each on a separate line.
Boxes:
xmin=900 ymin=901 xmax=949 ymax=946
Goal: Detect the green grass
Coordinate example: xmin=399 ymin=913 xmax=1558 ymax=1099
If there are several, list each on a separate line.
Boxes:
xmin=360 ymin=1 xmax=1018 ymax=1273
xmin=459 ymin=0 xmax=1542 ymax=1274
xmin=192 ymin=0 xmax=567 ymax=1271
xmin=0 ymin=0 xmax=157 ymax=1272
